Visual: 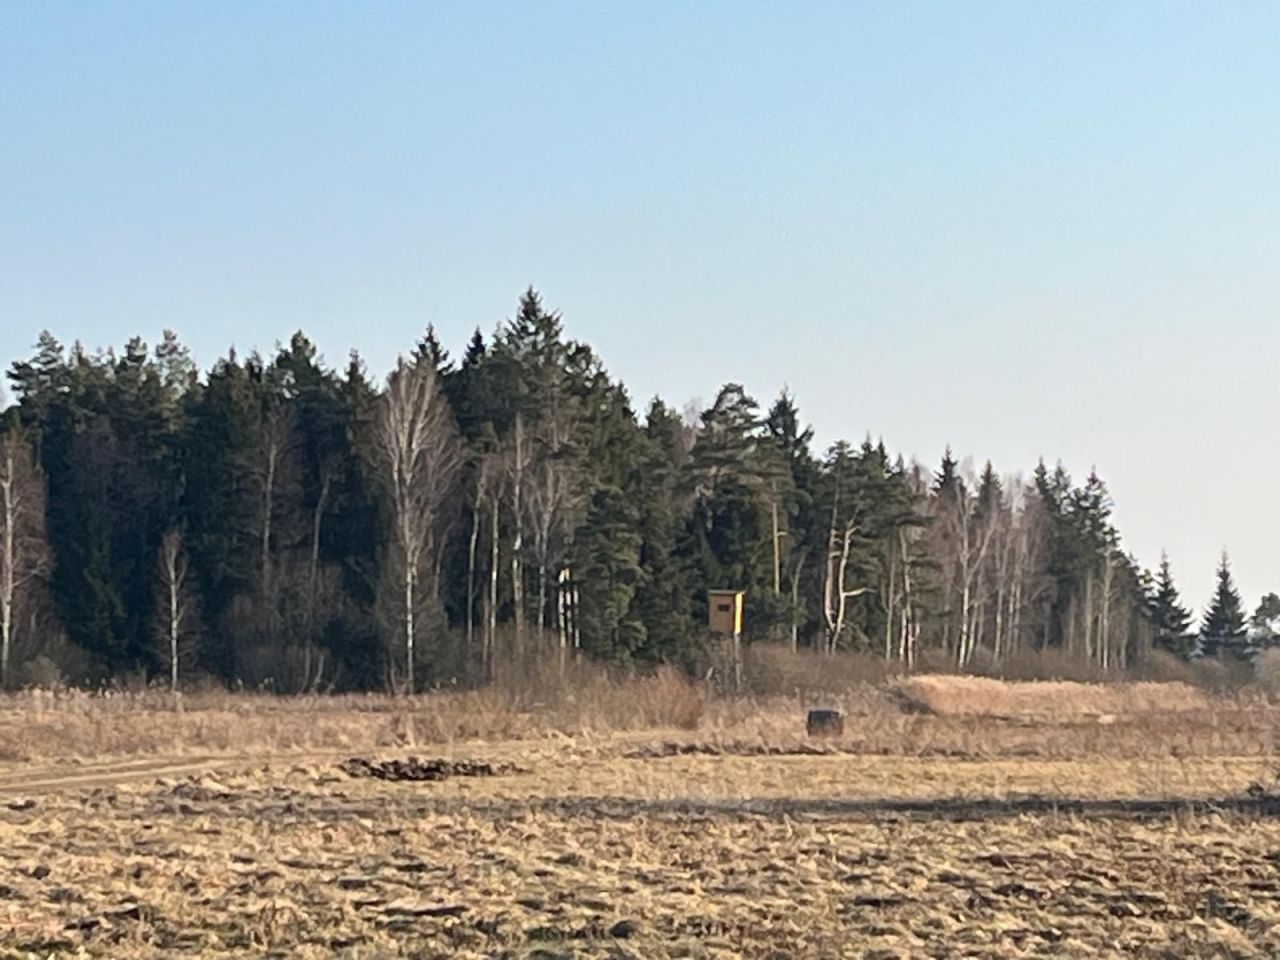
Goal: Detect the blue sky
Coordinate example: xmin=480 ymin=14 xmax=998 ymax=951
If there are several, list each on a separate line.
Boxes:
xmin=2 ymin=2 xmax=1277 ymax=611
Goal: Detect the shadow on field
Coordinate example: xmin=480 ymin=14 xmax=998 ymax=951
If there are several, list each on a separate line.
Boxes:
xmin=456 ymin=792 xmax=1280 ymax=823
xmin=196 ymin=790 xmax=1280 ymax=826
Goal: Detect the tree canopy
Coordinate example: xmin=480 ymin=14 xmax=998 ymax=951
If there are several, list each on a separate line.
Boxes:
xmin=0 ymin=294 xmax=1268 ymax=689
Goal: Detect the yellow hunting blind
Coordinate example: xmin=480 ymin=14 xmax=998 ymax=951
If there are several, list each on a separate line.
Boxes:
xmin=707 ymin=590 xmax=745 ymax=637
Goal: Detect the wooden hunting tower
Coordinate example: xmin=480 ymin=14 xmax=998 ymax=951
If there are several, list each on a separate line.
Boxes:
xmin=707 ymin=590 xmax=745 ymax=637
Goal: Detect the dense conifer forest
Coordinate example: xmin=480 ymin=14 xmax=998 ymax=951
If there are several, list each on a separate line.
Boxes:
xmin=0 ymin=289 xmax=1275 ymax=691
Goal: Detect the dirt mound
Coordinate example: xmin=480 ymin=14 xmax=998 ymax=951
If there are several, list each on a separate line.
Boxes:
xmin=625 ymin=741 xmax=861 ymax=759
xmin=339 ymin=756 xmax=524 ymax=782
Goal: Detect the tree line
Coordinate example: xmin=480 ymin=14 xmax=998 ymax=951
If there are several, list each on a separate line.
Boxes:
xmin=0 ymin=289 xmax=1275 ymax=691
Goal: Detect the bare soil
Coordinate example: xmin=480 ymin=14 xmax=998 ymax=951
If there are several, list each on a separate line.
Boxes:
xmin=3 ymin=734 xmax=1280 ymax=958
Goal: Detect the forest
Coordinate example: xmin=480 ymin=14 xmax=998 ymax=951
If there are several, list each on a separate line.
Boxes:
xmin=0 ymin=289 xmax=1275 ymax=692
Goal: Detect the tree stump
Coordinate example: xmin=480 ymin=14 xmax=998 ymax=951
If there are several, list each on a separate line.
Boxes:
xmin=806 ymin=709 xmax=844 ymax=738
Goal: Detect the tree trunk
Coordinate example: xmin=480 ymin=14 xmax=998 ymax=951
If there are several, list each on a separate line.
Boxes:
xmin=771 ymin=494 xmax=781 ymax=596
xmin=304 ymin=471 xmax=332 ymax=692
xmin=958 ymin=583 xmax=972 ymax=667
xmin=466 ymin=460 xmax=491 ymax=658
xmin=1099 ymin=553 xmax=1114 ymax=670
xmin=0 ymin=464 xmax=13 ymax=690
xmin=537 ymin=549 xmax=548 ymax=635
xmin=884 ymin=551 xmax=897 ymax=661
xmin=466 ymin=499 xmax=480 ymax=651
xmin=261 ymin=434 xmax=277 ymax=599
xmin=510 ymin=417 xmax=525 ymax=654
xmin=993 ymin=584 xmax=1005 ymax=662
xmin=823 ymin=525 xmax=867 ymax=655
xmin=1082 ymin=571 xmax=1094 ymax=661
xmin=0 ymin=434 xmax=40 ymax=691
xmin=403 ymin=562 xmax=415 ymax=694
xmin=788 ymin=554 xmax=804 ymax=653
xmin=487 ymin=495 xmax=499 ymax=672
xmin=168 ymin=561 xmax=179 ymax=691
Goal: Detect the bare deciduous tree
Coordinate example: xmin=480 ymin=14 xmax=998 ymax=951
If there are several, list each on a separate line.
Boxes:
xmin=373 ymin=358 xmax=461 ymax=693
xmin=505 ymin=414 xmax=531 ymax=652
xmin=249 ymin=402 xmax=299 ymax=600
xmin=302 ymin=458 xmax=339 ymax=689
xmin=486 ymin=479 xmax=501 ymax=673
xmin=822 ymin=517 xmax=871 ymax=655
xmin=523 ymin=411 xmax=586 ymax=649
xmin=153 ymin=527 xmax=200 ymax=690
xmin=0 ymin=424 xmax=48 ymax=688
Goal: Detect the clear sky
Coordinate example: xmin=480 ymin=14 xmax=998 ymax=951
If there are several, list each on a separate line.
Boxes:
xmin=2 ymin=2 xmax=1276 ymax=613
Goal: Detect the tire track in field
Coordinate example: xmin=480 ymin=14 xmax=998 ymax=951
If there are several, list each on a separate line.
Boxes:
xmin=0 ymin=755 xmax=240 ymax=795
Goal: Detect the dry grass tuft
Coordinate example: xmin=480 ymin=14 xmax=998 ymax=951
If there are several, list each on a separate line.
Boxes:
xmin=894 ymin=674 xmax=1210 ymax=718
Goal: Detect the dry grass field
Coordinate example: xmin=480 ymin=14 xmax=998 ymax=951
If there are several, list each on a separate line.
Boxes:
xmin=3 ymin=672 xmax=1280 ymax=958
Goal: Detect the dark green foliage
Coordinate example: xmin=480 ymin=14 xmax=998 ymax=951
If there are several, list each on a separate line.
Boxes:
xmin=1199 ymin=553 xmax=1248 ymax=660
xmin=572 ymin=485 xmax=644 ymax=659
xmin=627 ymin=401 xmax=697 ymax=664
xmin=0 ymin=289 xmax=1258 ymax=687
xmin=678 ymin=384 xmax=778 ymax=635
xmin=765 ymin=390 xmax=822 ymax=647
xmin=1148 ymin=553 xmax=1193 ymax=658
xmin=17 ymin=337 xmax=187 ymax=676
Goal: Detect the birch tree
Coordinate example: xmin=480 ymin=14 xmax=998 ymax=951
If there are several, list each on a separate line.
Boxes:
xmin=374 ymin=358 xmax=461 ymax=692
xmin=523 ymin=410 xmax=586 ymax=643
xmin=153 ymin=527 xmax=199 ymax=690
xmin=247 ymin=401 xmax=299 ymax=601
xmin=820 ymin=443 xmax=871 ymax=655
xmin=464 ymin=447 xmax=494 ymax=652
xmin=0 ymin=424 xmax=48 ymax=688
xmin=506 ymin=413 xmax=530 ymax=652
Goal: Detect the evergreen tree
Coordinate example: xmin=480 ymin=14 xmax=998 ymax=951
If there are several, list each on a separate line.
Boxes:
xmin=572 ymin=486 xmax=644 ymax=659
xmin=7 ymin=331 xmax=69 ymax=422
xmin=765 ymin=390 xmax=821 ymax=648
xmin=628 ymin=400 xmax=696 ymax=664
xmin=0 ymin=295 xmax=1261 ymax=687
xmin=181 ymin=350 xmax=265 ymax=677
xmin=679 ymin=384 xmax=775 ymax=637
xmin=414 ymin=324 xmax=453 ymax=374
xmin=1199 ymin=552 xmax=1248 ymax=659
xmin=1148 ymin=552 xmax=1193 ymax=658
xmin=934 ymin=447 xmax=962 ymax=501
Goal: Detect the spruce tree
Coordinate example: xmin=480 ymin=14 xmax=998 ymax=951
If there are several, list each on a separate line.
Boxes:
xmin=1199 ymin=552 xmax=1248 ymax=659
xmin=765 ymin=390 xmax=821 ymax=648
xmin=1148 ymin=552 xmax=1193 ymax=658
xmin=678 ymin=384 xmax=775 ymax=637
xmin=628 ymin=400 xmax=696 ymax=664
xmin=572 ymin=486 xmax=644 ymax=659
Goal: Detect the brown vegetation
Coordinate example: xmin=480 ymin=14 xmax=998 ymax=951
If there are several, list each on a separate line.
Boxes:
xmin=3 ymin=735 xmax=1280 ymax=957
xmin=1 ymin=660 xmax=1278 ymax=769
xmin=893 ymin=674 xmax=1211 ymax=719
xmin=4 ymin=653 xmax=1280 ymax=958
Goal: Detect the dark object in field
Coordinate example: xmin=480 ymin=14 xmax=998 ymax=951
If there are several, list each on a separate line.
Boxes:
xmin=609 ymin=918 xmax=640 ymax=938
xmin=339 ymin=756 xmax=523 ymax=782
xmin=626 ymin=741 xmax=864 ymax=759
xmin=806 ymin=709 xmax=844 ymax=738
